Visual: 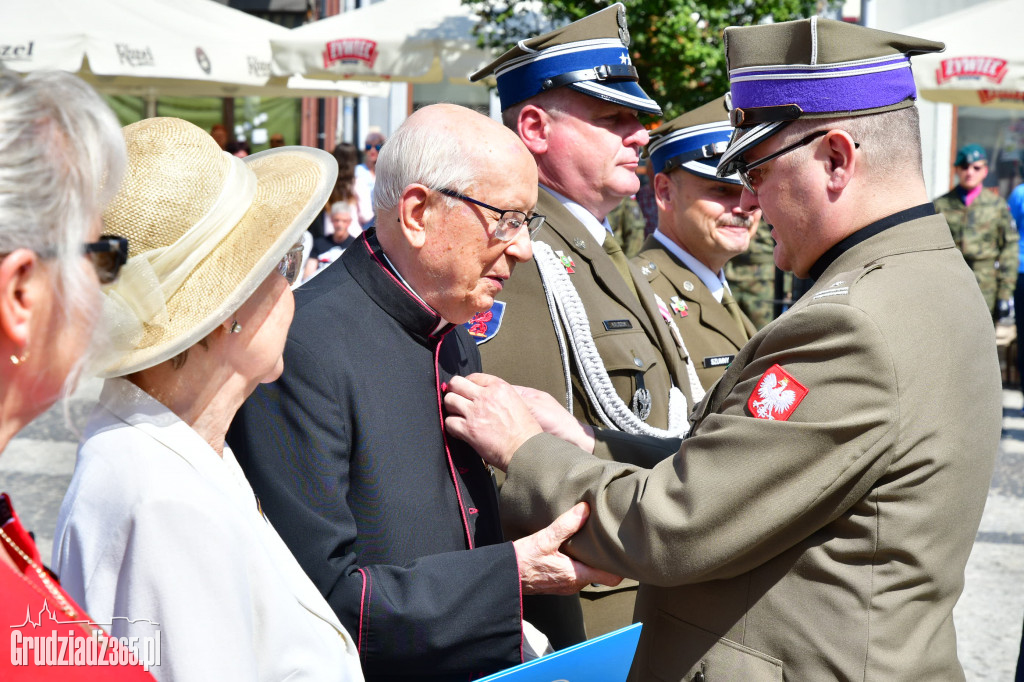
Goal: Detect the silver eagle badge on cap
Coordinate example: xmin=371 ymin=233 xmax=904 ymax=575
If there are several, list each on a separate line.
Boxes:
xmin=616 ymin=5 xmax=630 ymax=46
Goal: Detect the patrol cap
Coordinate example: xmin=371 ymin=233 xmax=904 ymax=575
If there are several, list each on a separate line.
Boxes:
xmin=955 ymin=144 xmax=987 ymax=166
xmin=470 ymin=3 xmax=662 ymax=116
xmin=648 ymin=95 xmax=738 ymax=184
xmin=717 ymin=17 xmax=944 ymax=178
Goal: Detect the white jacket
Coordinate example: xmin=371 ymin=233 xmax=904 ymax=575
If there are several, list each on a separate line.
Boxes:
xmin=54 ymin=378 xmax=363 ymax=682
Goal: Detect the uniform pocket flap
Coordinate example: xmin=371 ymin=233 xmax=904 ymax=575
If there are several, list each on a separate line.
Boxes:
xmin=591 ymin=330 xmax=662 ymax=374
xmin=649 ymin=611 xmax=783 ymax=682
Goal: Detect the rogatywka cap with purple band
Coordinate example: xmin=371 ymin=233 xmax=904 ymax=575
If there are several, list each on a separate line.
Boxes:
xmin=717 ymin=17 xmax=945 ymax=178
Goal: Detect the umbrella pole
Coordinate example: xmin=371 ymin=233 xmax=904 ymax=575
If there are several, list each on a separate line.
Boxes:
xmin=145 ymin=91 xmax=157 ymax=119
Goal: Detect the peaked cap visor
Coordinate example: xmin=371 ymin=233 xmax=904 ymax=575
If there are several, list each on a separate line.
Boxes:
xmin=650 ymin=95 xmax=738 ymax=181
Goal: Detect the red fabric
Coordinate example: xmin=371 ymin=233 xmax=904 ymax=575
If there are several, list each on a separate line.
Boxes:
xmin=1 ymin=494 xmax=155 ymax=680
xmin=747 ymin=364 xmax=809 ymax=421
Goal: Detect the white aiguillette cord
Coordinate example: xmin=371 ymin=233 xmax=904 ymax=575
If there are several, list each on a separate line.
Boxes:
xmin=533 ymin=240 xmax=690 ymax=439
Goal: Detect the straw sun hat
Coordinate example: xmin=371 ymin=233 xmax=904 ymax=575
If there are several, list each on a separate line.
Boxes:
xmin=94 ymin=117 xmax=337 ymax=378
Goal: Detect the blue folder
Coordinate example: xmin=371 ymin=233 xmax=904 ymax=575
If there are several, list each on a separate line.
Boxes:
xmin=477 ymin=623 xmax=643 ymax=682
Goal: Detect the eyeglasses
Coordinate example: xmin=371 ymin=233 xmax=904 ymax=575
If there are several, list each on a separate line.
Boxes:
xmin=1 ymin=235 xmax=129 ymax=285
xmin=365 ymin=143 xmax=383 ymax=151
xmin=84 ymin=235 xmax=129 ymax=284
xmin=736 ymin=130 xmax=859 ymax=196
xmin=277 ymin=241 xmax=306 ymax=288
xmin=438 ymin=188 xmax=546 ymax=242
xmin=957 ymin=162 xmax=986 ymax=172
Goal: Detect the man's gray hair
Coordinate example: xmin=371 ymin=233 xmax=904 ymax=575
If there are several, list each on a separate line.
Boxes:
xmin=373 ymin=117 xmax=478 ymax=215
xmin=0 ymin=68 xmax=125 ymax=316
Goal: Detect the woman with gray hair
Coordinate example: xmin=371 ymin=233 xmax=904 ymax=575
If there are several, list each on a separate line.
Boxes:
xmin=0 ymin=68 xmax=154 ymax=679
xmin=53 ymin=117 xmax=363 ymax=682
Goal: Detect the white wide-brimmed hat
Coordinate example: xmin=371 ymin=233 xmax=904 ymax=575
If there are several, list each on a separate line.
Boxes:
xmin=94 ymin=117 xmax=336 ymax=378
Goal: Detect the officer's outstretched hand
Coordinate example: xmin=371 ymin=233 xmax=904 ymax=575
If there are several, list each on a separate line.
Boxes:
xmin=513 ymin=385 xmax=596 ymax=454
xmin=514 ymin=502 xmax=622 ymax=595
xmin=444 ymin=373 xmax=542 ymax=471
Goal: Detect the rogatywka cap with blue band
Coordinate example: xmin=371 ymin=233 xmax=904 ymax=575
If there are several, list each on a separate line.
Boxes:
xmin=470 ymin=3 xmax=662 ymax=116
xmin=716 ymin=17 xmax=944 ymax=178
xmin=648 ymin=95 xmax=738 ymax=184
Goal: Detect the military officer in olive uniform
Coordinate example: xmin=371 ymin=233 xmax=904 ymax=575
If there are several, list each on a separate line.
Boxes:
xmin=608 ymin=195 xmax=647 ymax=258
xmin=633 ymin=95 xmax=759 ymax=389
xmin=467 ymin=3 xmax=700 ymax=647
xmin=446 ymin=18 xmax=1000 ymax=682
xmin=934 ymin=144 xmax=1018 ymax=320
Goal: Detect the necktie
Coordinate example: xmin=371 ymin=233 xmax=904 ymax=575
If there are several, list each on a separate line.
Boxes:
xmin=721 ymin=289 xmax=749 ymax=342
xmin=603 ymin=234 xmax=638 ymax=298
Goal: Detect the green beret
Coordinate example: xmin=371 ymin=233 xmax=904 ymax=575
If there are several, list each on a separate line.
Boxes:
xmin=955 ymin=144 xmax=987 ymax=166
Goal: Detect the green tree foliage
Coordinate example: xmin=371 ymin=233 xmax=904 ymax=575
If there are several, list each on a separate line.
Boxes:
xmin=465 ymin=0 xmax=834 ymax=120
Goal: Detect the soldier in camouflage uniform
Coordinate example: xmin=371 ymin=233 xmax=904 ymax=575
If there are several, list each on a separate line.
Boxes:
xmin=934 ymin=144 xmax=1018 ymax=320
xmin=725 ymin=220 xmax=781 ymax=329
xmin=608 ymin=194 xmax=647 ymax=257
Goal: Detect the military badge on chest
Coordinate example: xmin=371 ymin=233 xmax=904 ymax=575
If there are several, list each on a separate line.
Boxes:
xmin=555 ymin=250 xmax=575 ymax=274
xmin=670 ymin=296 xmax=688 ymax=317
xmin=748 ymin=364 xmax=808 ymax=421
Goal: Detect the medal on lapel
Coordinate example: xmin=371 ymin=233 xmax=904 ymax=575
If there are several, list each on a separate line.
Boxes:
xmin=555 ymin=250 xmax=575 ymax=274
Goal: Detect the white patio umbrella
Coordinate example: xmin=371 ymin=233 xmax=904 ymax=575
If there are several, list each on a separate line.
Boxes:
xmin=902 ymin=0 xmax=1024 ymax=109
xmin=0 ymin=0 xmax=388 ymax=100
xmin=270 ymin=0 xmax=495 ymax=85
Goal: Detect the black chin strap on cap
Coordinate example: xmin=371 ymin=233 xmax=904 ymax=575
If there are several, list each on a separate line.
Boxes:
xmin=729 ymin=104 xmax=803 ymax=128
xmin=542 ymin=64 xmax=639 ymax=91
xmin=660 ymin=141 xmax=731 ymax=174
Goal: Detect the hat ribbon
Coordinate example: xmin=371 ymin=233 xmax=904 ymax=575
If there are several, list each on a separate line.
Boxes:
xmin=101 ymin=153 xmax=259 ymax=354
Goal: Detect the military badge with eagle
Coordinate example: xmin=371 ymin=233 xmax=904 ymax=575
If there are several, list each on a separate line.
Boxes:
xmin=747 ymin=364 xmax=808 ymax=421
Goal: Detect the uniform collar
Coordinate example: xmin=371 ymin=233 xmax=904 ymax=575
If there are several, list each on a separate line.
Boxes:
xmin=808 ymin=203 xmax=936 ymax=281
xmin=542 ymin=184 xmax=612 ymax=246
xmin=652 ymin=229 xmax=727 ymax=302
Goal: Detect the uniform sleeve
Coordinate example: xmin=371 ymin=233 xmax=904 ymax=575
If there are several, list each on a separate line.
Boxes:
xmin=227 ymin=336 xmax=523 ymax=677
xmin=998 ymin=201 xmax=1019 ymax=302
xmin=591 ymin=428 xmax=681 ymax=467
xmin=500 ymin=302 xmax=899 ymax=586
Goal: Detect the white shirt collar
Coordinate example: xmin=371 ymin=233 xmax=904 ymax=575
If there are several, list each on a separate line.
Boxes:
xmin=543 ymin=185 xmax=612 ymax=246
xmin=652 ymin=229 xmax=729 ymax=302
xmin=380 ymin=250 xmax=450 ymax=334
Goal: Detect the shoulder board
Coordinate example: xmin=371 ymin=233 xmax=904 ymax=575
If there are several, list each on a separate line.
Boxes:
xmin=810 ymin=264 xmax=883 ymax=302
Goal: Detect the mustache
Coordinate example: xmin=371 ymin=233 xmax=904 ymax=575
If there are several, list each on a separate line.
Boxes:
xmin=717 ymin=215 xmax=757 ymax=229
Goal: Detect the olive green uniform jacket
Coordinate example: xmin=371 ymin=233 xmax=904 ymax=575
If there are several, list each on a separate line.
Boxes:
xmin=934 ymin=187 xmax=1018 ymax=316
xmin=477 ymin=187 xmax=694 ymax=647
xmin=500 ymin=208 xmax=1000 ymax=681
xmin=480 ymin=188 xmax=692 ymax=431
xmin=634 ymin=236 xmax=757 ymax=390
